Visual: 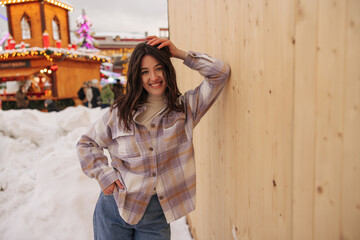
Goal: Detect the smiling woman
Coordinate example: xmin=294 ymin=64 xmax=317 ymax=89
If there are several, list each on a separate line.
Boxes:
xmin=76 ymin=36 xmax=230 ymax=239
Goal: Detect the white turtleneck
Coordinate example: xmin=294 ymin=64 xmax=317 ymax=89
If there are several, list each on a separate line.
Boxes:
xmin=135 ymin=94 xmax=166 ymax=130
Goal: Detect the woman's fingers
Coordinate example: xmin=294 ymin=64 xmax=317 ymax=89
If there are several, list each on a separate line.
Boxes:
xmin=158 ymin=40 xmax=172 ymax=49
xmin=103 ymin=179 xmax=124 ymax=195
xmin=115 ymin=180 xmax=124 ymax=189
xmin=103 ymin=183 xmax=115 ymax=195
xmin=148 ymin=38 xmax=166 ymax=47
xmin=145 ymin=36 xmax=181 ymax=58
xmin=146 ymin=36 xmax=170 ymax=48
xmin=146 ymin=36 xmax=161 ymax=45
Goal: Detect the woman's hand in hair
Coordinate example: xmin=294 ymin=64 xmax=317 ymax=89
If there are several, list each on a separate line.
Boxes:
xmin=146 ymin=36 xmax=187 ymax=60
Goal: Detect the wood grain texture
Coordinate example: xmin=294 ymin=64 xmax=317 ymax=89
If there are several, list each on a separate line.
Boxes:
xmin=168 ymin=0 xmax=360 ymax=239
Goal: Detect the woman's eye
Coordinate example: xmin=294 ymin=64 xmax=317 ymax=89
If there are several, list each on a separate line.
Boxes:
xmin=141 ymin=71 xmax=148 ymax=75
xmin=156 ymin=67 xmax=163 ymax=71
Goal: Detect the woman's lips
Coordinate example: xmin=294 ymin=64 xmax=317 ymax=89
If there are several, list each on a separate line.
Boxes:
xmin=149 ymin=81 xmax=163 ymax=88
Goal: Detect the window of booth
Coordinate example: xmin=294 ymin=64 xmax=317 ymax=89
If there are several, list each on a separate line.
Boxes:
xmin=21 ymin=13 xmax=32 ymax=39
xmin=52 ymin=16 xmax=61 ymax=41
xmin=0 ymin=73 xmax=53 ymax=98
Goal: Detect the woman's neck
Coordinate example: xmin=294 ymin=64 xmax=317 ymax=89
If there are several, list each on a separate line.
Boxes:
xmin=146 ymin=94 xmax=165 ymax=105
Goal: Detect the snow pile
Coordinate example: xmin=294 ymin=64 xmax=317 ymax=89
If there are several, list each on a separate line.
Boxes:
xmin=0 ymin=106 xmax=192 ymax=240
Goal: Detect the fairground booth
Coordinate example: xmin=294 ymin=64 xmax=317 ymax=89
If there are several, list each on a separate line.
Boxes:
xmin=0 ymin=0 xmax=109 ymax=110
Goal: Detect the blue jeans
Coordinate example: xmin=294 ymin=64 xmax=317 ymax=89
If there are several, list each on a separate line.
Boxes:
xmin=93 ymin=192 xmax=170 ymax=240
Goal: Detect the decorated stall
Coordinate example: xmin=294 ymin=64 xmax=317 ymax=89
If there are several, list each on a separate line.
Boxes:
xmin=0 ymin=0 xmax=109 ymax=109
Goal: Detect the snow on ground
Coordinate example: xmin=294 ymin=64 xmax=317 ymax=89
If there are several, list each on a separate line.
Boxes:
xmin=0 ymin=106 xmax=193 ymax=240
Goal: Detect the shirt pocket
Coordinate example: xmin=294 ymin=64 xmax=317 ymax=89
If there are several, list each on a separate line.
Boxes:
xmin=108 ymin=125 xmax=141 ymax=159
xmin=162 ymin=113 xmax=188 ymax=150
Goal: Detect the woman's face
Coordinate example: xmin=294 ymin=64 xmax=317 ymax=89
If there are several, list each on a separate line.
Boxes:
xmin=140 ymin=55 xmax=166 ymax=96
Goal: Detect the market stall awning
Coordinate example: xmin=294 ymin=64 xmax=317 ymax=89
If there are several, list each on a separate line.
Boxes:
xmin=0 ymin=68 xmax=43 ymax=80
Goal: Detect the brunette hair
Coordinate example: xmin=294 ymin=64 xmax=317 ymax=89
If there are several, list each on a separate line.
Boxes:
xmin=111 ymin=42 xmax=184 ymax=130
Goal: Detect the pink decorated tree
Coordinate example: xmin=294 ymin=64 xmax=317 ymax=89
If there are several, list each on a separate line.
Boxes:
xmin=76 ymin=9 xmax=96 ymax=49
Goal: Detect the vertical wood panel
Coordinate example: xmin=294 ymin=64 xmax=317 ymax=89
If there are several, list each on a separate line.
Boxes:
xmin=292 ymin=0 xmax=318 ymax=239
xmin=341 ymin=0 xmax=360 ymax=239
xmin=314 ymin=0 xmax=347 ymax=239
xmin=168 ymin=0 xmax=360 ymax=239
xmin=262 ymin=1 xmax=295 ymax=239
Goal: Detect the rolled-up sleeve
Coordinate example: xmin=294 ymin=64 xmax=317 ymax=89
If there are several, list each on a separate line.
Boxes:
xmin=183 ymin=51 xmax=231 ymax=127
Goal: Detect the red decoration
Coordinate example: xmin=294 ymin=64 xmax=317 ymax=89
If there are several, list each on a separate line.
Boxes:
xmin=72 ymin=43 xmax=77 ymax=50
xmin=68 ymin=44 xmax=72 ymax=50
xmin=56 ymin=40 xmax=62 ymax=48
xmin=20 ymin=42 xmax=25 ymax=49
xmin=50 ymin=64 xmax=58 ymax=72
xmin=9 ymin=40 xmax=16 ymax=50
xmin=7 ymin=35 xmax=13 ymax=49
xmin=43 ymin=31 xmax=50 ymax=48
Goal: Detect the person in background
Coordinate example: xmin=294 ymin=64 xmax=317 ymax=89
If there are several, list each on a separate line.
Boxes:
xmin=15 ymin=84 xmax=29 ymax=109
xmin=112 ymin=79 xmax=124 ymax=100
xmin=77 ymin=36 xmax=230 ymax=240
xmin=78 ymin=81 xmax=101 ymax=108
xmin=85 ymin=81 xmax=94 ymax=108
xmin=44 ymin=99 xmax=58 ymax=112
xmin=77 ymin=81 xmax=87 ymax=106
xmin=100 ymin=84 xmax=114 ymax=108
xmin=91 ymin=79 xmax=102 ymax=107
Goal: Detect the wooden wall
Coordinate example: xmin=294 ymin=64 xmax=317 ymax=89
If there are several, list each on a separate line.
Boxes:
xmin=168 ymin=0 xmax=360 ymax=239
xmin=44 ymin=3 xmax=70 ymax=47
xmin=56 ymin=59 xmax=101 ymax=99
xmin=8 ymin=2 xmax=70 ymax=48
xmin=8 ymin=2 xmax=43 ymax=47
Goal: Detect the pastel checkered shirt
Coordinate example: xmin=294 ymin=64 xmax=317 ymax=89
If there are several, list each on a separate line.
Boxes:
xmin=77 ymin=51 xmax=230 ymax=225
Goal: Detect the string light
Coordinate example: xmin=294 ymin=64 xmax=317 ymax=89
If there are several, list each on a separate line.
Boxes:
xmin=0 ymin=48 xmax=110 ymax=63
xmin=0 ymin=0 xmax=73 ymax=11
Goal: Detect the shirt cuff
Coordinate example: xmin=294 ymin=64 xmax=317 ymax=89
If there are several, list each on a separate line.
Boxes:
xmin=183 ymin=51 xmax=216 ymax=70
xmin=97 ymin=166 xmax=119 ymax=190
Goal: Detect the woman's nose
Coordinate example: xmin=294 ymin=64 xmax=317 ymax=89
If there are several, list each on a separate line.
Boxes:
xmin=149 ymin=70 xmax=159 ymax=81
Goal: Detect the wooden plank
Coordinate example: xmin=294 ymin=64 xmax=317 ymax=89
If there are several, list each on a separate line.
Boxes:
xmin=314 ymin=0 xmax=347 ymax=239
xmin=292 ymin=0 xmax=318 ymax=239
xmin=262 ymin=0 xmax=295 ymax=238
xmin=341 ymin=0 xmax=360 ymax=239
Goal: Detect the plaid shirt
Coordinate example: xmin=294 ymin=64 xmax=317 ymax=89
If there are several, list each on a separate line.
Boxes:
xmin=77 ymin=51 xmax=230 ymax=225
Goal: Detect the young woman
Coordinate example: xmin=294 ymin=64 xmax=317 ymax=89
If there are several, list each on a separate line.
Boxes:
xmin=77 ymin=36 xmax=230 ymax=240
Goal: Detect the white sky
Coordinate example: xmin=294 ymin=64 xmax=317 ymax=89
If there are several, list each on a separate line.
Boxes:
xmin=0 ymin=0 xmax=168 ymax=37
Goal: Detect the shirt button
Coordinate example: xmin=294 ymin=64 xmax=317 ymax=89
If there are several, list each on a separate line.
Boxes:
xmin=154 ymin=187 xmax=156 ymax=191
xmin=152 ymin=172 xmax=156 ymax=177
xmin=151 ymin=123 xmax=156 ymax=128
xmin=149 ymin=147 xmax=153 ymax=151
xmin=159 ymin=196 xmax=164 ymax=200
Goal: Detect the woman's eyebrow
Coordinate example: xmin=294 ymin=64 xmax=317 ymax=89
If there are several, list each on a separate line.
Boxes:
xmin=141 ymin=64 xmax=162 ymax=70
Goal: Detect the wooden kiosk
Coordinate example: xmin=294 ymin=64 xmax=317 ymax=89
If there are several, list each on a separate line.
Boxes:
xmin=0 ymin=0 xmax=108 ymax=109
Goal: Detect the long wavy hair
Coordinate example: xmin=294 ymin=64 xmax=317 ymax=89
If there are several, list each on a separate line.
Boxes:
xmin=111 ymin=42 xmax=184 ymax=130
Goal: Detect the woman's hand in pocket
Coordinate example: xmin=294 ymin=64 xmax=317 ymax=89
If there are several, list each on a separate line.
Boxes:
xmin=103 ymin=180 xmax=124 ymax=195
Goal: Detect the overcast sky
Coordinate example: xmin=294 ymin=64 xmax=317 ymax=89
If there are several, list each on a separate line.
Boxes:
xmin=0 ymin=0 xmax=168 ymax=37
